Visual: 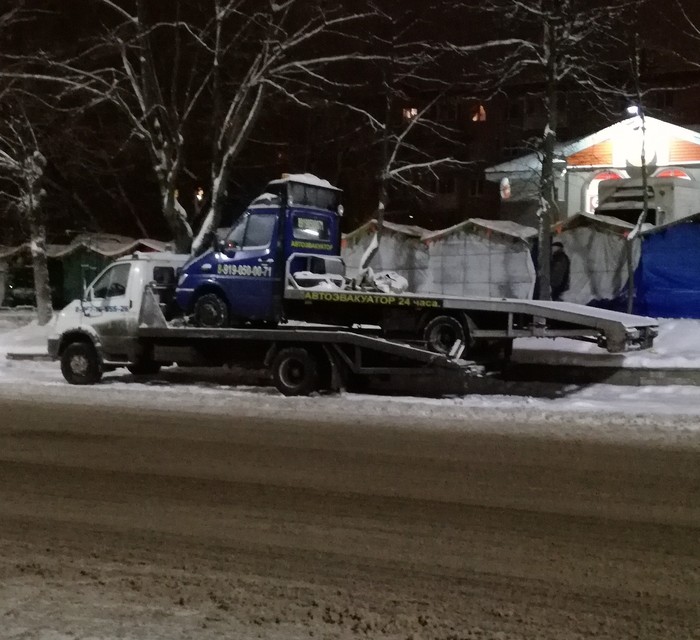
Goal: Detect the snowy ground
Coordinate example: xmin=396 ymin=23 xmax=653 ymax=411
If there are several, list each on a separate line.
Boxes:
xmin=514 ymin=318 xmax=700 ymax=368
xmin=2 ymin=314 xmax=700 ymax=441
xmin=2 ymin=314 xmax=697 ymax=640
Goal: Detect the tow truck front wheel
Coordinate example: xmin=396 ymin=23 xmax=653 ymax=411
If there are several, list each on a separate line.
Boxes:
xmin=271 ymin=347 xmax=319 ymax=396
xmin=193 ymin=293 xmax=229 ymax=328
xmin=61 ymin=342 xmax=103 ymax=385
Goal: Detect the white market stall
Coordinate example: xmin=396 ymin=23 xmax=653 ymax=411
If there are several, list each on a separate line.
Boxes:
xmin=341 ymin=220 xmax=430 ymax=291
xmin=552 ymin=213 xmax=638 ymax=306
xmin=420 ymin=219 xmax=537 ymax=299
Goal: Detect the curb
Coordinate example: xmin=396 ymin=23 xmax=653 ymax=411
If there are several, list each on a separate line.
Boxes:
xmin=5 ymin=353 xmax=52 ymax=362
xmin=503 ymin=363 xmax=700 ymax=386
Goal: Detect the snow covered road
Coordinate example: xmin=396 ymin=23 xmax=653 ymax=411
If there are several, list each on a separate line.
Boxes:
xmin=2 ymin=357 xmax=700 ymax=447
xmin=0 ymin=396 xmax=699 ymax=640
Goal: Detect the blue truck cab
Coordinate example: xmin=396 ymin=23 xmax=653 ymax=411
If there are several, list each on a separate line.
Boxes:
xmin=176 ymin=175 xmax=343 ymax=326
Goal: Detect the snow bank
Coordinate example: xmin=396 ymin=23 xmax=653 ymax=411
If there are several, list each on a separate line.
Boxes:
xmin=0 ymin=310 xmax=35 ymax=333
xmin=513 ymin=318 xmax=700 ymax=368
xmin=0 ymin=360 xmax=699 ymax=445
xmin=0 ymin=318 xmax=50 ymax=355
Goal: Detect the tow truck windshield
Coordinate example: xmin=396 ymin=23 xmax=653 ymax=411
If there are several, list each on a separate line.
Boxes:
xmin=287 ymin=183 xmax=340 ymax=212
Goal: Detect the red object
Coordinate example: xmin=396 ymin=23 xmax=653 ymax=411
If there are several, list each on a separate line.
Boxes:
xmin=595 ymin=171 xmax=623 ymax=181
xmin=654 ymin=168 xmax=691 ymax=180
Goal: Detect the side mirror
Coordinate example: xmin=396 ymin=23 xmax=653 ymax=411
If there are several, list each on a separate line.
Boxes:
xmin=217 ymin=238 xmax=238 ymax=253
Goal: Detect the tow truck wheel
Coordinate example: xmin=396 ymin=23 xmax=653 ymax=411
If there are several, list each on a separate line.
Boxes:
xmin=423 ymin=315 xmax=467 ymax=356
xmin=61 ymin=342 xmax=103 ymax=385
xmin=193 ymin=292 xmax=229 ymax=328
xmin=271 ymin=347 xmax=319 ymax=396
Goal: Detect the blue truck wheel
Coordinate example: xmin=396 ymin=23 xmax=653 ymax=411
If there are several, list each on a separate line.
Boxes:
xmin=193 ymin=293 xmax=229 ymax=327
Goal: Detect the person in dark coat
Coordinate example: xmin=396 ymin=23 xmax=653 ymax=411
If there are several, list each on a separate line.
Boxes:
xmin=550 ymin=241 xmax=570 ymax=301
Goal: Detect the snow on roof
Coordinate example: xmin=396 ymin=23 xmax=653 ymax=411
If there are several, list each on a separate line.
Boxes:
xmin=554 ymin=212 xmax=635 ymax=233
xmin=267 ymin=173 xmax=338 ymax=190
xmin=422 ymin=218 xmax=537 ymax=242
xmin=485 ymin=116 xmax=700 ymax=178
xmin=115 ymin=250 xmax=189 ymax=262
xmin=343 ymin=219 xmax=428 ymax=241
xmin=250 ymin=192 xmax=281 ymax=205
xmin=0 ymin=234 xmax=172 ymax=260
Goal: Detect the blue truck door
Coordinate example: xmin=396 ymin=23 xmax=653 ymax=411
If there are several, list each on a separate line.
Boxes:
xmin=217 ymin=211 xmax=280 ymax=320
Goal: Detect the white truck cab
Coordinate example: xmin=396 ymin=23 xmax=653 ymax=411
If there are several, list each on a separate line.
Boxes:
xmin=48 ymin=252 xmax=189 ymax=383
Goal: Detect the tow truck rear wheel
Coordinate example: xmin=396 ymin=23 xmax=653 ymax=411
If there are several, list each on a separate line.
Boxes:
xmin=423 ymin=315 xmax=467 ymax=356
xmin=271 ymin=347 xmax=319 ymax=396
xmin=193 ymin=292 xmax=229 ymax=328
xmin=61 ymin=342 xmax=103 ymax=385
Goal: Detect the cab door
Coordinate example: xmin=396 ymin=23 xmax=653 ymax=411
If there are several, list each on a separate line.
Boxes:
xmin=216 ymin=211 xmax=281 ymax=320
xmin=83 ymin=262 xmax=135 ymax=358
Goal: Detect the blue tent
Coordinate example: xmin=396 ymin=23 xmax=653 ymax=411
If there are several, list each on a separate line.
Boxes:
xmin=635 ymin=218 xmax=700 ymax=318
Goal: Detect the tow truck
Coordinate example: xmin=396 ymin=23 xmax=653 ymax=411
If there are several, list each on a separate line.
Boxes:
xmin=48 ymin=174 xmax=658 ymax=396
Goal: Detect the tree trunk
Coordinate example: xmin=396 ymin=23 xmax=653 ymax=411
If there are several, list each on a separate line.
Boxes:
xmin=193 ymin=86 xmax=266 ymax=256
xmin=191 ymin=175 xmax=224 ymax=256
xmin=28 ymin=221 xmax=53 ymax=325
xmin=361 ymin=178 xmax=388 ymax=270
xmin=23 ymin=151 xmax=53 ymax=325
xmin=537 ymin=22 xmax=560 ymax=302
xmin=162 ymin=183 xmax=193 ymax=253
xmin=0 ymin=261 xmax=7 ymax=307
xmin=537 ymin=120 xmax=557 ymax=301
xmin=361 ymin=80 xmax=393 ymax=272
xmin=164 ymin=205 xmax=193 ymax=253
xmin=627 ymin=30 xmax=647 ymax=314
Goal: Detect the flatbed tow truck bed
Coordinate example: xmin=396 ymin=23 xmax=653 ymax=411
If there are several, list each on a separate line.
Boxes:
xmin=284 ymin=285 xmax=658 ymax=352
xmin=137 ymin=289 xmax=477 ymax=394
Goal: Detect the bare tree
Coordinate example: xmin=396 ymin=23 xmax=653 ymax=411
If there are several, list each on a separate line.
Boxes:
xmin=344 ymin=2 xmax=511 ymax=269
xmin=0 ymin=4 xmax=55 ymax=323
xmin=0 ymin=112 xmax=52 ymax=324
xmin=192 ymin=0 xmax=378 ymax=254
xmin=71 ymin=0 xmax=210 ymax=251
xmin=481 ymin=0 xmax=630 ymax=300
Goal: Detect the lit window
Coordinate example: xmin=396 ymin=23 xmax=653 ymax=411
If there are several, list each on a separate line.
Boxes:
xmin=402 ymin=107 xmax=418 ymax=121
xmin=654 ymin=167 xmax=691 ymax=180
xmin=471 ymin=104 xmax=487 ymax=122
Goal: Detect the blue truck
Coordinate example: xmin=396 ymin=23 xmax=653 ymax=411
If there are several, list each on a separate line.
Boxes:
xmin=176 ymin=175 xmax=343 ymax=327
xmin=50 ymin=174 xmax=658 ymax=396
